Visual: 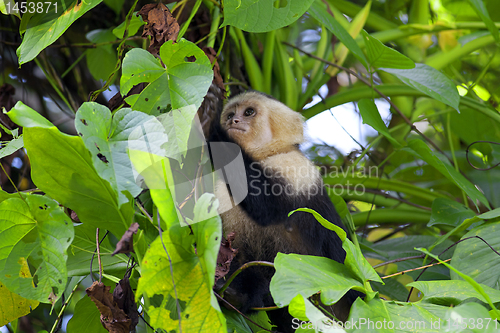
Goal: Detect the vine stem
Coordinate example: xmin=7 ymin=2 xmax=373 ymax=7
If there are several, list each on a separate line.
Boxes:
xmin=218 ymin=261 xmax=274 ymax=296
xmin=0 ymin=162 xmax=25 ymax=203
xmin=34 ymin=58 xmax=74 ymax=112
xmin=49 ymin=281 xmax=81 ymax=333
xmin=0 ymin=37 xmax=144 ymax=48
xmin=406 ymin=235 xmax=500 ymax=301
xmin=157 ymin=208 xmax=182 ymax=333
xmin=96 ymin=228 xmax=102 ymax=283
xmin=89 ymin=0 xmax=139 ymax=101
xmin=214 ymin=293 xmax=275 ymax=332
xmin=447 ymin=112 xmax=469 ymax=208
xmin=373 ymin=254 xmax=425 ymax=269
xmin=382 ymin=258 xmax=451 ymax=279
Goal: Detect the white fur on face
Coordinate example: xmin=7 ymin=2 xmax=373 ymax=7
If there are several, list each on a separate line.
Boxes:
xmin=221 ymin=92 xmax=304 ymax=160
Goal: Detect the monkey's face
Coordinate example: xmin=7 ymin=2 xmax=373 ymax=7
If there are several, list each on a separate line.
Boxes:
xmin=220 ymin=91 xmax=305 ymax=159
xmin=221 ymin=99 xmax=273 ymax=150
xmin=223 ymin=105 xmax=255 ymax=134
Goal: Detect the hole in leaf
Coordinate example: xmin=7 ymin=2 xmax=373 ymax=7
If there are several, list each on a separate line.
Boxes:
xmin=151 ymin=294 xmax=164 ymax=306
xmin=145 ymin=98 xmax=149 ymax=102
xmin=97 ymin=153 xmax=109 ymax=164
xmin=167 ymin=297 xmax=186 ymax=319
xmin=185 ymin=55 xmax=196 ymax=62
xmin=273 ymin=0 xmax=287 ymax=8
xmin=80 ymin=119 xmax=88 ymax=126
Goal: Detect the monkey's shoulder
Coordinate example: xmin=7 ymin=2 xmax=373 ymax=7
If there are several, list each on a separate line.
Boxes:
xmin=260 ymin=150 xmax=322 ymax=195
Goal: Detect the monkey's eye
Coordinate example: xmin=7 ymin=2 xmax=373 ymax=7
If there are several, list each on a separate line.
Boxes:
xmin=244 ymin=108 xmax=255 ymax=116
xmin=227 ymin=112 xmax=235 ymax=120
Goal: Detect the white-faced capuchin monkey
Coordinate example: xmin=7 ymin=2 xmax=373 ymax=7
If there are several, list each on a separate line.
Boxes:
xmin=207 ymin=91 xmax=362 ymax=332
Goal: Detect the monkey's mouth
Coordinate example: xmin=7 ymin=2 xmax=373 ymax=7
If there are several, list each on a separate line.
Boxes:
xmin=227 ymin=126 xmax=247 ymax=132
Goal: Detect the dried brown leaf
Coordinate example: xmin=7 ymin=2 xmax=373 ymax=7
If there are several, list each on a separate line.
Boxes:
xmin=113 ymin=277 xmax=138 ymax=331
xmin=137 ymin=3 xmax=179 ymax=55
xmin=215 ymin=232 xmax=238 ymax=282
xmin=86 ymin=281 xmax=130 ymax=333
xmin=112 ymin=222 xmax=139 ymax=256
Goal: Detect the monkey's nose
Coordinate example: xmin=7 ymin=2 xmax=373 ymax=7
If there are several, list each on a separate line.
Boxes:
xmin=233 ymin=119 xmax=239 ymax=124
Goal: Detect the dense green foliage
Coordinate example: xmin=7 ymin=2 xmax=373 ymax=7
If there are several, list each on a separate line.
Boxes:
xmin=1 ymin=0 xmax=500 ymax=332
